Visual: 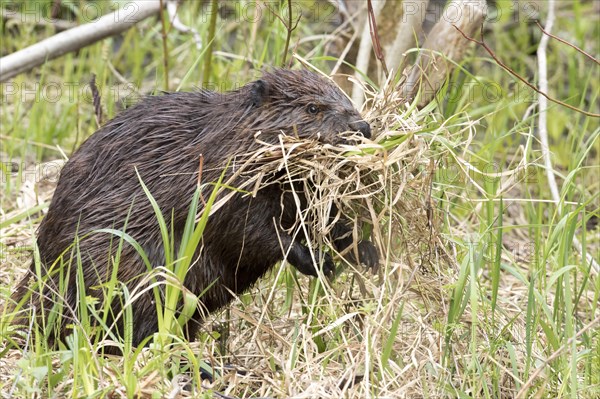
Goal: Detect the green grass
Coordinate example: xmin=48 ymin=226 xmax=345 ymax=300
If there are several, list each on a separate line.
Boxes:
xmin=1 ymin=0 xmax=599 ymax=398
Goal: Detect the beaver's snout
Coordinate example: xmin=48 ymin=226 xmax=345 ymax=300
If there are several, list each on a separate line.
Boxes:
xmin=349 ymin=120 xmax=371 ymax=139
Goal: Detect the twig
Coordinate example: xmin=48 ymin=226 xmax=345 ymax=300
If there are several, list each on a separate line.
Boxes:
xmin=0 ymin=1 xmax=163 ymax=82
xmin=535 ymin=21 xmax=599 ymax=65
xmin=283 ymin=0 xmax=294 ymax=65
xmin=352 ymin=0 xmax=382 ymax=106
xmin=453 ymin=24 xmax=600 ymax=118
xmin=89 ymin=74 xmax=103 ymax=127
xmin=158 ymin=0 xmax=170 ymax=90
xmin=264 ymin=1 xmax=302 ymax=66
xmin=287 ymin=37 xmax=302 ymax=69
xmin=366 ymin=0 xmax=388 ymax=78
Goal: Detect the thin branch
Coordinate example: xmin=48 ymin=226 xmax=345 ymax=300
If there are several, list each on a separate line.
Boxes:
xmin=265 ymin=1 xmax=302 ymax=66
xmin=535 ymin=21 xmax=599 ymax=65
xmin=283 ymin=0 xmax=293 ymax=65
xmin=264 ymin=3 xmax=286 ymax=26
xmin=352 ymin=0 xmax=382 ymax=106
xmin=367 ymin=0 xmax=388 ymax=77
xmin=453 ymin=24 xmax=600 ymax=118
xmin=89 ymin=74 xmax=103 ymax=127
xmin=287 ymin=37 xmax=301 ymax=69
xmin=0 ymin=1 xmax=162 ymax=82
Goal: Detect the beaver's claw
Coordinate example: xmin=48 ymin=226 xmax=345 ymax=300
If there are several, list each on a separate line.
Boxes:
xmin=346 ymin=240 xmax=379 ymax=269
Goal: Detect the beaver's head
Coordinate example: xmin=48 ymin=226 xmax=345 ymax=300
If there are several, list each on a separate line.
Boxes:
xmin=245 ymin=69 xmax=371 ymax=143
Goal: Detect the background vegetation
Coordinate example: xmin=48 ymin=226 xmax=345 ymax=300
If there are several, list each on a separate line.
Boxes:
xmin=1 ymin=0 xmax=598 ymax=398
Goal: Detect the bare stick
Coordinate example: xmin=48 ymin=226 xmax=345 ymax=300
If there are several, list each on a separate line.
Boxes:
xmin=535 ymin=21 xmax=599 ymax=65
xmin=367 ymin=0 xmax=388 ymax=78
xmin=283 ymin=0 xmax=294 ymax=65
xmin=0 ymin=1 xmax=162 ymax=82
xmin=89 ymin=74 xmax=103 ymax=127
xmin=264 ymin=1 xmax=302 ymax=66
xmin=454 ymin=25 xmax=600 ymax=118
xmin=352 ymin=0 xmax=383 ymax=106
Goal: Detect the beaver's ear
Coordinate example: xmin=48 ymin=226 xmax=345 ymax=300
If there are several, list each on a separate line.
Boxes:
xmin=250 ymin=79 xmax=270 ymax=107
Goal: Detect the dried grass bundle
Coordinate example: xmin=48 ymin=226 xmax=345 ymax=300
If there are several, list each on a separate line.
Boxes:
xmin=205 ymin=77 xmax=450 ymax=280
xmin=203 ymin=80 xmax=462 ymax=397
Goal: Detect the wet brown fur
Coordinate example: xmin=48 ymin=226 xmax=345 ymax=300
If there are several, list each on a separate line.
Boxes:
xmin=10 ymin=69 xmax=377 ymax=353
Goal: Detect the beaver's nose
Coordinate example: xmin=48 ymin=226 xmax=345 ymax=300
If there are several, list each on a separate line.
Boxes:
xmin=349 ymin=120 xmax=371 ymax=139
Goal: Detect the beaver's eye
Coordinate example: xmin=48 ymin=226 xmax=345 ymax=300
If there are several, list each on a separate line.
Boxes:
xmin=307 ymin=104 xmax=320 ymax=115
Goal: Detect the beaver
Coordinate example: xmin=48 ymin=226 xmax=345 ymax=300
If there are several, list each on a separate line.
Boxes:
xmin=10 ymin=69 xmax=378 ymax=353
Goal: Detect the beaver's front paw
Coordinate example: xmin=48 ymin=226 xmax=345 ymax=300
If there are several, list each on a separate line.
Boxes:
xmin=359 ymin=240 xmax=379 ymax=268
xmin=290 ymin=242 xmax=335 ymax=277
xmin=320 ymin=250 xmax=336 ymax=277
xmin=307 ymin=249 xmax=335 ymax=277
xmin=346 ymin=240 xmax=379 ymax=269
